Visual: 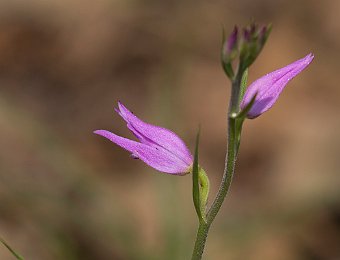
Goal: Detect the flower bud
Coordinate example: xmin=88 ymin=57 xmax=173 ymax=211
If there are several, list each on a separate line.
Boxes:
xmin=239 ymin=23 xmax=272 ymax=70
xmin=221 ymin=26 xmax=238 ymax=78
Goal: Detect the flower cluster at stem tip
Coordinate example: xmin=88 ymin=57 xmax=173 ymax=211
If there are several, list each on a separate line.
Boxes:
xmin=94 ymin=23 xmax=314 ymax=173
xmin=221 ymin=23 xmax=314 ymax=118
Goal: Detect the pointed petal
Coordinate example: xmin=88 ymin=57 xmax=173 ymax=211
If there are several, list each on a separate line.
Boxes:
xmin=94 ymin=130 xmax=190 ymax=175
xmin=240 ymin=53 xmax=314 ymax=118
xmin=116 ymin=102 xmax=193 ymax=165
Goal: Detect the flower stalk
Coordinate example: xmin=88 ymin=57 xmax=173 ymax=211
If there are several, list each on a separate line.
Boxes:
xmin=191 ymin=73 xmax=240 ymax=260
xmin=191 ymin=117 xmax=237 ymax=260
xmin=191 ymin=23 xmax=313 ymax=259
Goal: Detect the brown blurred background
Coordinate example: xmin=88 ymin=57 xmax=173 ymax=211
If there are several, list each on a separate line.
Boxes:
xmin=0 ymin=0 xmax=339 ymax=259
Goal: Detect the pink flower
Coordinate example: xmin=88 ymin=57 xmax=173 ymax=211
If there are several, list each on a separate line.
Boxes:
xmin=240 ymin=53 xmax=314 ymax=118
xmin=94 ymin=102 xmax=193 ymax=175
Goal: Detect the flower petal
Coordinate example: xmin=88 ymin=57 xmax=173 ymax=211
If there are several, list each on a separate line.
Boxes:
xmin=94 ymin=130 xmax=190 ymax=175
xmin=240 ymin=53 xmax=314 ymax=118
xmin=115 ymin=102 xmax=193 ymax=165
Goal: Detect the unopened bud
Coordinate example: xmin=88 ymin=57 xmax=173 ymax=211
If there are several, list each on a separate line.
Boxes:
xmin=221 ymin=26 xmax=239 ymax=78
xmin=239 ymin=23 xmax=272 ymax=71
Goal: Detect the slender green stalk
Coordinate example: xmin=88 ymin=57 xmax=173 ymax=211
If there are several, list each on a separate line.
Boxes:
xmin=191 ymin=221 xmax=210 ymax=260
xmin=191 ymin=117 xmax=237 ymax=260
xmin=191 ymin=72 xmax=243 ymax=260
xmin=0 ymin=237 xmax=24 ymax=260
xmin=207 ymin=117 xmax=237 ymax=223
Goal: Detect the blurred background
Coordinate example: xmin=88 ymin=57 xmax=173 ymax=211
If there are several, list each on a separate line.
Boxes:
xmin=0 ymin=0 xmax=339 ymax=259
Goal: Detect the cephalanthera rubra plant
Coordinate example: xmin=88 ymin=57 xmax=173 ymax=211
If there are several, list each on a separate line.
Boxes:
xmin=94 ymin=22 xmax=314 ymax=260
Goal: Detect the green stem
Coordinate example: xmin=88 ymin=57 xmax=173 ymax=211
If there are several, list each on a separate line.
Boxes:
xmin=191 ymin=117 xmax=237 ymax=260
xmin=191 ymin=71 xmax=242 ymax=260
xmin=207 ymin=117 xmax=237 ymax=223
xmin=191 ymin=221 xmax=210 ymax=260
xmin=0 ymin=237 xmax=24 ymax=260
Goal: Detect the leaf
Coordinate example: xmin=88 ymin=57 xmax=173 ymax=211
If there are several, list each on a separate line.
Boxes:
xmin=198 ymin=168 xmax=209 ymax=222
xmin=232 ymin=92 xmax=257 ymax=120
xmin=192 ymin=127 xmax=202 ymax=221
